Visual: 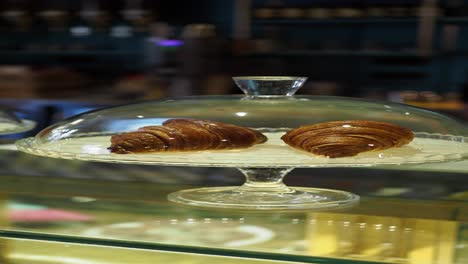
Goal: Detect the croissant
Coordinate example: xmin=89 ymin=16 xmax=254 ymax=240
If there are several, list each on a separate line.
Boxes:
xmin=281 ymin=120 xmax=414 ymax=158
xmin=109 ymin=119 xmax=267 ymax=154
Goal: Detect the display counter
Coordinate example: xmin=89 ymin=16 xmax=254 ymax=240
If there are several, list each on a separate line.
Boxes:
xmin=0 ymin=148 xmax=466 ymax=264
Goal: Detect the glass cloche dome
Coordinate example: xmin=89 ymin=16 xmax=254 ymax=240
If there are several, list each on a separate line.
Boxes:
xmin=0 ymin=107 xmax=35 ymax=135
xmin=16 ymin=77 xmax=468 ymax=210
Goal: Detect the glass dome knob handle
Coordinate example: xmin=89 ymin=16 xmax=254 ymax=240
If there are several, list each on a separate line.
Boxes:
xmin=232 ymin=76 xmax=307 ymax=96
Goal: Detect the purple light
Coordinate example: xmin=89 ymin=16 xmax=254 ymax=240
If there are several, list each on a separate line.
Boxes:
xmin=157 ymin=39 xmax=183 ymax=47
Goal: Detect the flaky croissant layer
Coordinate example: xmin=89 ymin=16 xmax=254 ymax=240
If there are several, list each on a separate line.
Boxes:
xmin=109 ymin=119 xmax=267 ymax=154
xmin=281 ymin=120 xmax=414 ymax=158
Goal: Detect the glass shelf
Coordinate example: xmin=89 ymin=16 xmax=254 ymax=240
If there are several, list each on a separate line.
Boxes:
xmin=244 ymin=50 xmax=422 ymax=57
xmin=253 ymin=18 xmax=420 ymax=25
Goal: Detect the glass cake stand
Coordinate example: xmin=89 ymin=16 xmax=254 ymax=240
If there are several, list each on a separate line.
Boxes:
xmin=0 ymin=108 xmax=35 ymax=135
xmin=16 ymin=77 xmax=468 ymax=209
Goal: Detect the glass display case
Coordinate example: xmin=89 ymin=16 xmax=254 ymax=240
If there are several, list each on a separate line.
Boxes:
xmin=0 ymin=148 xmax=466 ymax=264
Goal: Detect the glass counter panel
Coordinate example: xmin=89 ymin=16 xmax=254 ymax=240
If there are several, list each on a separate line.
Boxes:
xmin=0 ymin=150 xmax=466 ymax=264
xmin=3 ymin=237 xmax=337 ymax=264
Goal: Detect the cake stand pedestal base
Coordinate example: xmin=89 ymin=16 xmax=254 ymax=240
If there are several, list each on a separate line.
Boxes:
xmin=168 ymin=168 xmax=359 ymax=210
xmin=168 ymin=186 xmax=359 ymax=210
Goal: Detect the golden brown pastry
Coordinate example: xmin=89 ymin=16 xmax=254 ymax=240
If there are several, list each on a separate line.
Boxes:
xmin=281 ymin=120 xmax=414 ymax=158
xmin=109 ymin=119 xmax=267 ymax=154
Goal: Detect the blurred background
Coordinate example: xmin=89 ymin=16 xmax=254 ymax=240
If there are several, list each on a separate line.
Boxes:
xmin=0 ymin=2 xmax=467 ymax=263
xmin=0 ymin=0 xmax=468 ymax=135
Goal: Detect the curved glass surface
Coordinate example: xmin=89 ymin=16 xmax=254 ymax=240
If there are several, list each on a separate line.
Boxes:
xmin=0 ymin=108 xmax=35 ymax=135
xmin=16 ymin=95 xmax=468 ymax=167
